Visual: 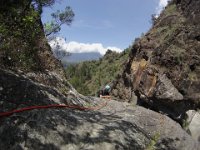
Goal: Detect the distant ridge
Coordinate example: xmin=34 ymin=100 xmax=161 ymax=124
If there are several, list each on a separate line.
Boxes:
xmin=62 ymin=52 xmax=102 ymax=64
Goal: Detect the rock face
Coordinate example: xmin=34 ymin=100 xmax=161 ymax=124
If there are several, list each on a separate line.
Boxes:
xmin=185 ymin=110 xmax=200 ymax=142
xmin=0 ymin=68 xmax=199 ymax=149
xmin=111 ymin=0 xmax=200 ymax=122
xmin=0 ymin=96 xmax=199 ymax=150
xmin=0 ymin=69 xmax=97 ymax=111
xmin=0 ymin=69 xmax=69 ymax=108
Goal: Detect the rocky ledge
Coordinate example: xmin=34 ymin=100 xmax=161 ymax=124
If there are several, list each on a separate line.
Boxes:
xmin=1 ymin=100 xmax=199 ymax=150
xmin=0 ymin=69 xmax=199 ymax=150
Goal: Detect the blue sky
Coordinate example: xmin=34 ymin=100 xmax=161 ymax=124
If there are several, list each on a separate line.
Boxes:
xmin=42 ymin=0 xmax=169 ymax=55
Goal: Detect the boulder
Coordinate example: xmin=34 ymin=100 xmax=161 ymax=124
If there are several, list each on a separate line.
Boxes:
xmin=0 ymin=99 xmax=199 ymax=150
xmin=0 ymin=69 xmax=198 ymax=149
xmin=155 ymin=74 xmax=183 ymax=101
xmin=185 ymin=110 xmax=200 ymax=142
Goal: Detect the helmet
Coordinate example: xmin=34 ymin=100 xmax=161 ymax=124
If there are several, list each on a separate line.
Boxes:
xmin=105 ymin=85 xmax=110 ymax=90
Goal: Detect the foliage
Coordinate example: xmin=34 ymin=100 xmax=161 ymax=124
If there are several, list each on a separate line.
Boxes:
xmin=145 ymin=132 xmax=160 ymax=150
xmin=0 ymin=0 xmax=74 ymax=71
xmin=65 ymin=48 xmax=131 ymax=95
xmin=182 ymin=118 xmax=190 ymax=131
xmin=51 ymin=39 xmax=71 ymax=60
xmin=32 ymin=0 xmax=56 ymax=14
xmin=0 ymin=1 xmax=42 ymax=70
xmin=164 ymin=4 xmax=177 ymax=16
xmin=44 ymin=6 xmax=74 ymax=37
xmin=151 ymin=14 xmax=157 ymax=25
xmin=150 ymin=3 xmax=186 ymax=52
xmin=66 ymin=63 xmax=91 ymax=95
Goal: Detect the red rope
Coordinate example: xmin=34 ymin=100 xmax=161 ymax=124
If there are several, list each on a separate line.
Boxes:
xmin=0 ymin=99 xmax=110 ymax=118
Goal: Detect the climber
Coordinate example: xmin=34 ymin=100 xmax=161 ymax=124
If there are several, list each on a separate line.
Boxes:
xmin=103 ymin=84 xmax=111 ymax=96
xmin=97 ymin=82 xmax=112 ymax=98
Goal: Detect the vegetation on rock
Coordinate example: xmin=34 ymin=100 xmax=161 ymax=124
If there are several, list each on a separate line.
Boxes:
xmin=65 ymin=48 xmax=131 ymax=95
xmin=111 ymin=0 xmax=200 ymax=128
xmin=44 ymin=6 xmax=74 ymax=38
xmin=0 ymin=0 xmax=73 ymax=75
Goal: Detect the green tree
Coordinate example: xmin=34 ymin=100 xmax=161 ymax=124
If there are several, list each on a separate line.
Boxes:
xmin=0 ymin=0 xmax=74 ymax=71
xmin=44 ymin=6 xmax=74 ymax=38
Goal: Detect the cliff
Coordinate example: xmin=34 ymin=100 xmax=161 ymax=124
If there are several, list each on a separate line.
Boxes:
xmin=112 ymin=0 xmax=200 ymax=123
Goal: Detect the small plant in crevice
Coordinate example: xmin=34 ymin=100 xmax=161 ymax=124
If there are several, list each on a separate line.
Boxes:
xmin=145 ymin=132 xmax=160 ymax=150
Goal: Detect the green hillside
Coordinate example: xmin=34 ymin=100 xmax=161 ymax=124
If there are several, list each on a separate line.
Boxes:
xmin=65 ymin=48 xmax=131 ymax=95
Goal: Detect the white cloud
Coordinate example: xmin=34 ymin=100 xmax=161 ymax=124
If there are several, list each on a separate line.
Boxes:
xmin=49 ymin=37 xmax=122 ymax=55
xmin=155 ymin=0 xmax=171 ymax=17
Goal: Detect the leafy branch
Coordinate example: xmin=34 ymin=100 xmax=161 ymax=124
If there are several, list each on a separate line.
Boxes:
xmin=44 ymin=6 xmax=74 ymax=37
